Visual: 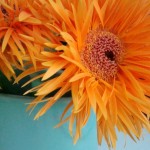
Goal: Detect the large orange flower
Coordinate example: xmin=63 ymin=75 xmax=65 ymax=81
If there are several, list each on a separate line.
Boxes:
xmin=0 ymin=0 xmax=56 ymax=79
xmin=17 ymin=0 xmax=150 ymax=149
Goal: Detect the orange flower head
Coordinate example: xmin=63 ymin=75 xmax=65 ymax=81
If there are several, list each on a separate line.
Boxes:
xmin=0 ymin=0 xmax=54 ymax=79
xmin=16 ymin=0 xmax=150 ymax=149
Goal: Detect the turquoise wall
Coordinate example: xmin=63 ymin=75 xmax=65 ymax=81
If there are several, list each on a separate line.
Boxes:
xmin=0 ymin=94 xmax=97 ymax=150
xmin=0 ymin=94 xmax=150 ymax=150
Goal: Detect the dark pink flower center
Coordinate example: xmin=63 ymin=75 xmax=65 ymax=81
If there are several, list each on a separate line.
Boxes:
xmin=81 ymin=29 xmax=124 ymax=82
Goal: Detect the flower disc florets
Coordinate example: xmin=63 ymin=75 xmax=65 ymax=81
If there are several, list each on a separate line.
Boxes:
xmin=81 ymin=29 xmax=124 ymax=82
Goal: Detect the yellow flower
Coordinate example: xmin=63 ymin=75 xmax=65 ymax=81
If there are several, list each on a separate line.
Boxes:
xmin=0 ymin=0 xmax=54 ymax=79
xmin=17 ymin=0 xmax=150 ymax=149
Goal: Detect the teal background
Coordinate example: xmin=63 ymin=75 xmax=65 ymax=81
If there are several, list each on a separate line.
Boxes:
xmin=0 ymin=94 xmax=150 ymax=150
xmin=0 ymin=94 xmax=97 ymax=150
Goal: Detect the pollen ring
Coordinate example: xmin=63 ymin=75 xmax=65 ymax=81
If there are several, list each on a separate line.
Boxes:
xmin=81 ymin=29 xmax=124 ymax=82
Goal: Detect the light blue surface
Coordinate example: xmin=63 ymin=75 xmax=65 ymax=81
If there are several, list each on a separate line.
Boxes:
xmin=0 ymin=94 xmax=97 ymax=150
xmin=0 ymin=94 xmax=150 ymax=150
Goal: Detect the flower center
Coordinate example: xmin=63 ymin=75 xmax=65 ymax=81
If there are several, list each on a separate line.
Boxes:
xmin=81 ymin=29 xmax=124 ymax=82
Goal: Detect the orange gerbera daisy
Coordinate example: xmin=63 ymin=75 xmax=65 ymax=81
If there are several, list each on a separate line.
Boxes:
xmin=0 ymin=0 xmax=56 ymax=79
xmin=16 ymin=0 xmax=150 ymax=149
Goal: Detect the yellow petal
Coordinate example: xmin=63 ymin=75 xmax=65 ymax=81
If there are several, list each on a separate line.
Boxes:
xmin=94 ymin=88 xmax=107 ymax=120
xmin=2 ymin=28 xmax=13 ymax=52
xmin=22 ymin=17 xmax=42 ymax=24
xmin=69 ymin=73 xmax=90 ymax=82
xmin=19 ymin=34 xmax=34 ymax=41
xmin=42 ymin=60 xmax=68 ymax=81
xmin=19 ymin=11 xmax=32 ymax=21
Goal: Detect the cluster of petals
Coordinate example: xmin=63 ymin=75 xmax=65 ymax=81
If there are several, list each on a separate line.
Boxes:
xmin=1 ymin=0 xmax=150 ymax=149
